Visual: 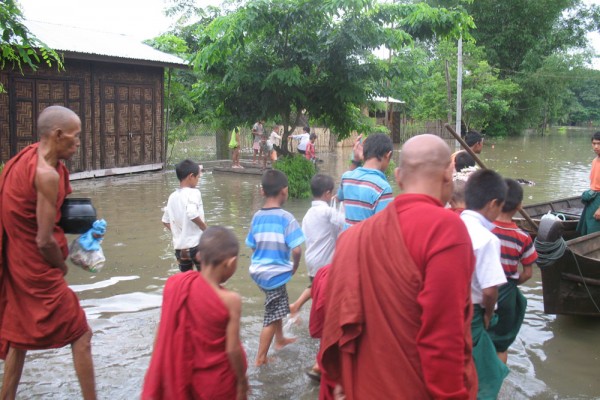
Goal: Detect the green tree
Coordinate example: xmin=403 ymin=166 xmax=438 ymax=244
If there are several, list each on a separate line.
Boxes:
xmin=0 ymin=0 xmax=63 ymax=92
xmin=187 ymin=0 xmax=472 ymax=151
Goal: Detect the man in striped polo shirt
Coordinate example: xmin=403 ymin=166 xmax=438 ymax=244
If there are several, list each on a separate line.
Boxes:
xmin=338 ymin=133 xmax=394 ymax=229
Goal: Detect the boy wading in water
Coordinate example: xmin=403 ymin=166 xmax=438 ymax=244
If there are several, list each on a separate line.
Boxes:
xmin=246 ymin=170 xmax=305 ymax=366
xmin=142 ymin=226 xmax=248 ymax=399
xmin=162 ymin=159 xmax=207 ymax=272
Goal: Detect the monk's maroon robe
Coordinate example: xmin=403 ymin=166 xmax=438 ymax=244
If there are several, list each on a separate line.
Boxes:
xmin=142 ymin=271 xmax=247 ymax=399
xmin=0 ymin=144 xmax=89 ymax=358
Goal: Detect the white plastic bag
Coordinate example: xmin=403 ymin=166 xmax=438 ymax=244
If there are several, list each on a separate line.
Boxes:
xmin=69 ymin=239 xmax=106 ymax=273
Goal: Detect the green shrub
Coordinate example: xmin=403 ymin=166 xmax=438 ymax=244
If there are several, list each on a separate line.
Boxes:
xmin=273 ymin=155 xmax=316 ymax=199
xmin=0 ymin=163 xmax=4 ymax=176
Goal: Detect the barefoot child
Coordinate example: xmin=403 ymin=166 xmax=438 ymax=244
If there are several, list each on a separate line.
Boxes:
xmin=490 ymin=179 xmax=537 ymax=364
xmin=142 ymin=226 xmax=248 ymax=399
xmin=246 ymin=170 xmax=305 ymax=366
xmin=162 ymin=159 xmax=207 ymax=272
xmin=290 ymin=174 xmax=344 ymax=317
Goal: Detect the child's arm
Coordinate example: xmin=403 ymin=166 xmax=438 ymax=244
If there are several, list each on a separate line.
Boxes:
xmin=518 ymin=265 xmax=533 ymax=285
xmin=481 ymin=286 xmax=499 ymax=329
xmin=191 ymin=216 xmax=207 ymax=231
xmin=222 ymin=291 xmax=248 ymax=400
xmin=291 ymin=246 xmax=302 ymax=275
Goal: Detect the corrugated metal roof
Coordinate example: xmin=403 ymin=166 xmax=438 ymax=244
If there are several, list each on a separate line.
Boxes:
xmin=25 ymin=19 xmax=188 ymax=68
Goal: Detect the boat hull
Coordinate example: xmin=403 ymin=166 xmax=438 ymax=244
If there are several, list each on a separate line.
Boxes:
xmin=539 ymin=231 xmax=600 ymax=316
xmin=514 ymin=196 xmax=582 ymax=240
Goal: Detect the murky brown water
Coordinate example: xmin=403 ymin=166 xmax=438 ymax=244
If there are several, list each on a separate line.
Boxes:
xmin=3 ymin=128 xmax=600 ymax=399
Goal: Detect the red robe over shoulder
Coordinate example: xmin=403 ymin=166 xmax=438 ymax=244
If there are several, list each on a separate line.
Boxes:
xmin=0 ymin=144 xmax=89 ymax=358
xmin=319 ymin=194 xmax=477 ymax=400
xmin=142 ymin=271 xmax=247 ymax=400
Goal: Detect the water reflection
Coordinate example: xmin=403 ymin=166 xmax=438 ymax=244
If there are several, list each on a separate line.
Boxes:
xmin=2 ymin=129 xmax=600 ymax=399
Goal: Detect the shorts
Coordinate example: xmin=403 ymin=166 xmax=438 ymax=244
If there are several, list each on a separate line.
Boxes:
xmin=260 ymin=141 xmax=271 ymax=154
xmin=175 ymin=245 xmax=201 ymax=272
xmin=253 ymin=141 xmax=260 ymax=151
xmin=228 ymin=144 xmax=239 ymax=150
xmin=261 ymin=285 xmax=290 ymax=327
xmin=298 ymin=149 xmax=306 ymax=155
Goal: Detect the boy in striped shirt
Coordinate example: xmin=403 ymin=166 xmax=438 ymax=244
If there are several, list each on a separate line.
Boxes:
xmin=338 ymin=133 xmax=394 ymax=229
xmin=490 ymin=178 xmax=538 ymax=364
xmin=246 ymin=170 xmax=305 ymax=366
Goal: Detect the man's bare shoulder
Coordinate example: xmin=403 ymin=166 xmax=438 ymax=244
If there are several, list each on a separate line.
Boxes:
xmin=35 ymin=163 xmax=59 ymax=191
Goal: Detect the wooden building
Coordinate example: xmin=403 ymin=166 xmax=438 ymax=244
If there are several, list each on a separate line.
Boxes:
xmin=0 ymin=20 xmax=187 ymax=179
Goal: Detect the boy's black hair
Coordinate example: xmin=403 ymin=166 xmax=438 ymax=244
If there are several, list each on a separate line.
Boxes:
xmin=309 ymin=133 xmax=317 ymax=141
xmin=303 ymin=126 xmax=310 ymax=133
xmin=363 ymin=133 xmax=393 ymax=161
xmin=175 ymin=159 xmax=200 ymax=181
xmin=464 ymin=169 xmax=507 ymax=211
xmin=198 ymin=226 xmax=239 ymax=266
xmin=465 ymin=131 xmax=483 ymax=147
xmin=592 ymin=132 xmax=600 ymax=141
xmin=455 ymin=151 xmax=476 ymax=172
xmin=261 ymin=169 xmax=288 ymax=197
xmin=502 ymin=178 xmax=523 ymax=213
xmin=310 ymin=174 xmax=334 ymax=197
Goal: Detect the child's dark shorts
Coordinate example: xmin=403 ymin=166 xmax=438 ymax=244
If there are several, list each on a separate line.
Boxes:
xmin=175 ymin=245 xmax=201 ymax=272
xmin=261 ymin=285 xmax=290 ymax=327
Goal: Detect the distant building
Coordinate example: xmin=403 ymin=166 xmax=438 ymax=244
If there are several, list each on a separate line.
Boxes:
xmin=0 ymin=20 xmax=187 ymax=179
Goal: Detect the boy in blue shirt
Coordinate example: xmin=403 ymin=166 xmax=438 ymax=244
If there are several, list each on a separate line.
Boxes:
xmin=246 ymin=170 xmax=305 ymax=366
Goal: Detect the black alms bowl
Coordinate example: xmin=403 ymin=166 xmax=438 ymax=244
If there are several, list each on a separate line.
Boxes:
xmin=59 ymin=198 xmax=97 ymax=234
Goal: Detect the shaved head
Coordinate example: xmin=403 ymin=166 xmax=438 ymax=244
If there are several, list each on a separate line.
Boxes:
xmin=399 ymin=134 xmax=451 ymax=175
xmin=37 ymin=106 xmax=80 ymax=139
xmin=396 ymin=134 xmax=454 ymax=202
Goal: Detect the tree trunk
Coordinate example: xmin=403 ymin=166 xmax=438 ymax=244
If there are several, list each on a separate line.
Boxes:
xmin=215 ymin=128 xmax=229 ymax=159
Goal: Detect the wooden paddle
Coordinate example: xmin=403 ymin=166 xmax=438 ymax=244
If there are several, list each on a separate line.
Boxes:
xmin=444 ymin=123 xmax=539 ymax=231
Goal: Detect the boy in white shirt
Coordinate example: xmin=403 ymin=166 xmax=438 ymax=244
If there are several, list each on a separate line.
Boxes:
xmin=162 ymin=159 xmax=207 ymax=271
xmin=290 ymin=174 xmax=344 ymax=316
xmin=460 ymin=169 xmax=509 ymax=399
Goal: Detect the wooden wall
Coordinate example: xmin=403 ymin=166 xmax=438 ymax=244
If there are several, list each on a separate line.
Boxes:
xmin=0 ymin=59 xmax=164 ymax=175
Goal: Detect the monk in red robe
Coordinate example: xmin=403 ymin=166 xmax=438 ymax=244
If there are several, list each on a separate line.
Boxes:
xmin=142 ymin=226 xmax=248 ymax=400
xmin=319 ymin=134 xmax=478 ymax=399
xmin=0 ymin=106 xmax=96 ymax=399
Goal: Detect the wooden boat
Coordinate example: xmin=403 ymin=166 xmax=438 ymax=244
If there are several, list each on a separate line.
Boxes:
xmin=539 ymin=230 xmax=600 ymax=316
xmin=513 ymin=196 xmax=582 ymax=240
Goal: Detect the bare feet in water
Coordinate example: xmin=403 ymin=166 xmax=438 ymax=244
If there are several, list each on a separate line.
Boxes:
xmin=274 ymin=337 xmax=297 ymax=350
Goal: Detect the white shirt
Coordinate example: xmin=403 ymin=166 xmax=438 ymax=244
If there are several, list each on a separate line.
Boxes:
xmin=162 ymin=187 xmax=205 ymax=250
xmin=269 ymin=130 xmax=282 ymax=147
xmin=460 ymin=210 xmax=507 ymax=306
xmin=292 ymin=132 xmax=310 ymax=151
xmin=302 ymin=200 xmax=345 ymax=276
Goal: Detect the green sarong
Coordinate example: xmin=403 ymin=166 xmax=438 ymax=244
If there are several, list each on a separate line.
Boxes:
xmin=487 ymin=280 xmax=527 ymax=353
xmin=472 ymin=305 xmax=509 ymax=400
xmin=576 ymin=190 xmax=600 ymax=235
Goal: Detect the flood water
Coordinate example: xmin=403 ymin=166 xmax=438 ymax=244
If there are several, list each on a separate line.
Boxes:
xmin=3 ymin=128 xmax=600 ymax=399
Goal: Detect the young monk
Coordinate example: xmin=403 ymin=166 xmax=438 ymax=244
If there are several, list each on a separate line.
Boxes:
xmin=142 ymin=226 xmax=248 ymax=400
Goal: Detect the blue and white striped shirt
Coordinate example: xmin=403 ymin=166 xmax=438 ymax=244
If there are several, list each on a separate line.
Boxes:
xmin=337 ymin=167 xmax=393 ymax=229
xmin=246 ymin=208 xmax=305 ymax=290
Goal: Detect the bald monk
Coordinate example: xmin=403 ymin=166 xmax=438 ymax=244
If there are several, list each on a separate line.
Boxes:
xmin=0 ymin=106 xmax=96 ymax=399
xmin=319 ymin=134 xmax=477 ymax=399
xmin=142 ymin=226 xmax=248 ymax=400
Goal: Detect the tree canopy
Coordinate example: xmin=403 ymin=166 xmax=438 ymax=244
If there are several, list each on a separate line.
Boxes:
xmin=185 ymin=0 xmax=472 ymax=146
xmin=0 ymin=0 xmax=63 ymax=92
